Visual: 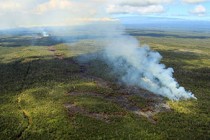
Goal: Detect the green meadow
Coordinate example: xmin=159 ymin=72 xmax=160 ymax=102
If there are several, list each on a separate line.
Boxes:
xmin=0 ymin=30 xmax=209 ymax=140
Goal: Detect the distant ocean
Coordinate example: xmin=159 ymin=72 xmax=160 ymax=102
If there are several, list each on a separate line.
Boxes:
xmin=120 ymin=17 xmax=210 ymax=32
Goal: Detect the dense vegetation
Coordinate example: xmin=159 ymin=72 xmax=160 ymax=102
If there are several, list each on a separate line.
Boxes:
xmin=0 ymin=29 xmax=209 ymax=139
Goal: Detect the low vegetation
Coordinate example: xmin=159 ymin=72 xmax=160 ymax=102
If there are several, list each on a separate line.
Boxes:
xmin=0 ymin=30 xmax=209 ymax=139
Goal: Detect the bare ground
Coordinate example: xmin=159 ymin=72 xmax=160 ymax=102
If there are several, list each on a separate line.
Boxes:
xmin=65 ymin=76 xmax=171 ymax=124
xmin=47 ymin=48 xmax=171 ymax=124
xmin=48 ymin=46 xmax=64 ymax=60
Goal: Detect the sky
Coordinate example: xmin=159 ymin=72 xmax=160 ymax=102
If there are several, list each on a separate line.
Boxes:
xmin=0 ymin=0 xmax=209 ymax=29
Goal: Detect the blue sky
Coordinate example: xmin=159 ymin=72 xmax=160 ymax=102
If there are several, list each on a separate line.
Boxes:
xmin=165 ymin=1 xmax=210 ymax=20
xmin=0 ymin=0 xmax=209 ymax=29
xmin=112 ymin=0 xmax=210 ymax=21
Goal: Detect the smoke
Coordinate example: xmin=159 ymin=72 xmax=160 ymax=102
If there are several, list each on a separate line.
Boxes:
xmin=0 ymin=0 xmax=197 ymax=100
xmin=42 ymin=31 xmax=50 ymax=37
xmin=102 ymin=33 xmax=196 ymax=100
xmin=75 ymin=23 xmax=196 ymax=101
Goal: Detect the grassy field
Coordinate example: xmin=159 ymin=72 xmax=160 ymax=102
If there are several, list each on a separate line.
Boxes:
xmin=0 ymin=29 xmax=210 ymax=140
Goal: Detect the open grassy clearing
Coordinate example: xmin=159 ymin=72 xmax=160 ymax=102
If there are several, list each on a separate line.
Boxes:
xmin=0 ymin=30 xmax=210 ymax=139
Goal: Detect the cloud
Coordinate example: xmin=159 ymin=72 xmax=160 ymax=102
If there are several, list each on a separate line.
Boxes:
xmin=36 ymin=0 xmax=73 ymax=13
xmin=116 ymin=0 xmax=173 ymax=6
xmin=183 ymin=0 xmax=209 ymax=4
xmin=0 ymin=0 xmax=209 ymax=28
xmin=0 ymin=1 xmax=22 ymax=11
xmin=107 ymin=0 xmax=172 ymax=14
xmin=107 ymin=5 xmax=165 ymax=14
xmin=0 ymin=0 xmax=113 ymax=28
xmin=191 ymin=4 xmax=207 ymax=16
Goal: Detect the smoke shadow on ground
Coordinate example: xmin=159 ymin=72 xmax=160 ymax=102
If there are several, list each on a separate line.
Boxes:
xmin=0 ymin=34 xmax=104 ymax=48
xmin=0 ymin=48 xmax=205 ymax=95
xmin=1 ymin=54 xmax=209 ymax=139
xmin=0 ymin=36 xmax=63 ymax=47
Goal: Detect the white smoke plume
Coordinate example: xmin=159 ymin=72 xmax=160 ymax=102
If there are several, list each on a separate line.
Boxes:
xmin=75 ymin=23 xmax=196 ymax=100
xmin=0 ymin=0 xmax=197 ymax=100
xmin=102 ymin=33 xmax=196 ymax=100
xmin=42 ymin=31 xmax=50 ymax=37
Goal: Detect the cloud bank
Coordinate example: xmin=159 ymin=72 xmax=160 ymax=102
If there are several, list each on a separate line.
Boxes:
xmin=0 ymin=0 xmax=209 ymax=28
xmin=183 ymin=0 xmax=209 ymax=4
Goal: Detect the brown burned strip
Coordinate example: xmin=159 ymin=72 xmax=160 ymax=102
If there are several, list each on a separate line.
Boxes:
xmin=115 ymin=89 xmax=171 ymax=124
xmin=81 ymin=76 xmax=110 ymax=88
xmin=48 ymin=46 xmax=56 ymax=52
xmin=63 ymin=66 xmax=171 ymax=123
xmin=65 ymin=89 xmax=171 ymax=124
xmin=64 ymin=103 xmax=125 ymax=123
xmin=48 ymin=46 xmax=64 ymax=60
